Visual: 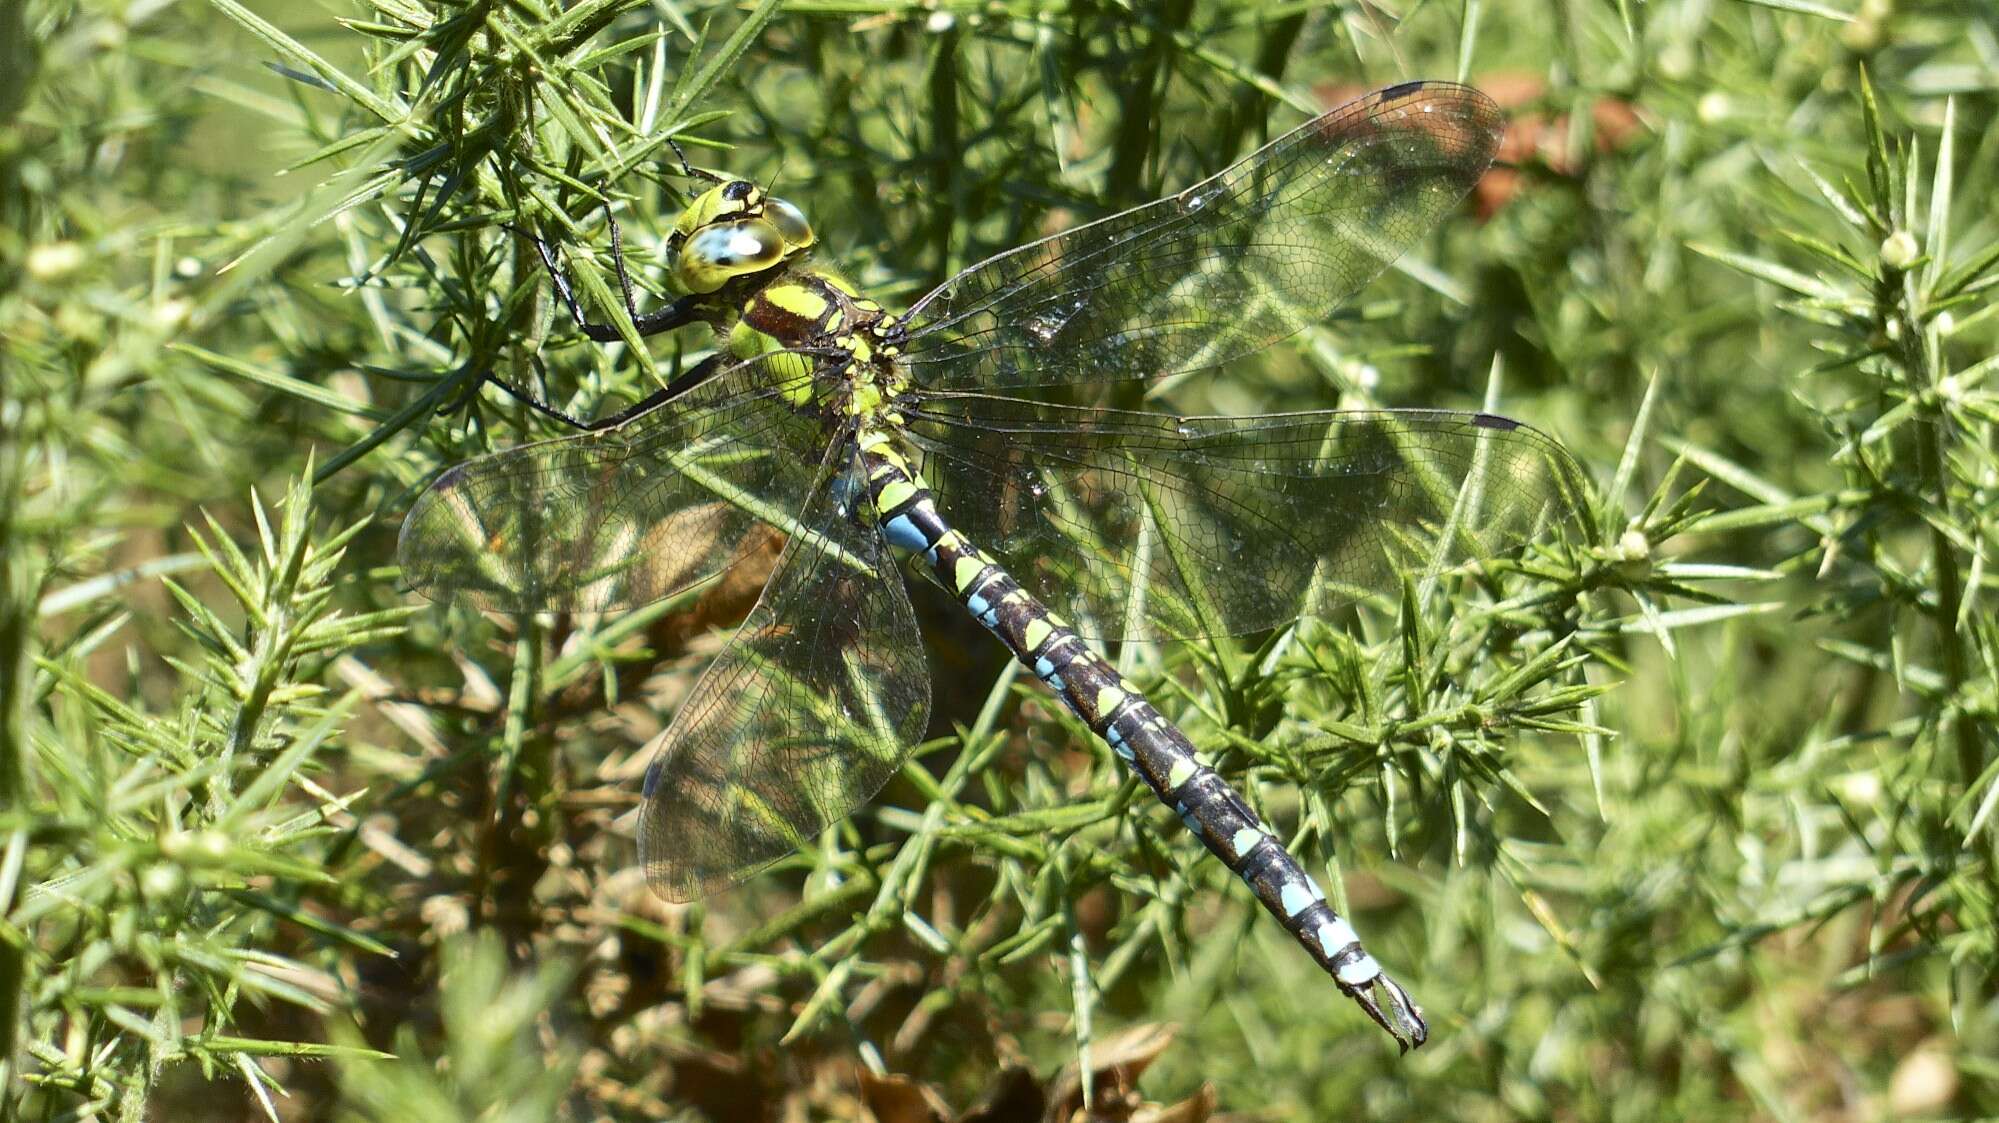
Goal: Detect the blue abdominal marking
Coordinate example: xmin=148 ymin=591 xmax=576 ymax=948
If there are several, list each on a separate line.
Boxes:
xmin=883 ymin=513 xmax=926 ymax=551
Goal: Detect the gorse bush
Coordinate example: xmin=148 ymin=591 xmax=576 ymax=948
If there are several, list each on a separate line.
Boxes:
xmin=2 ymin=0 xmax=1994 ymax=1119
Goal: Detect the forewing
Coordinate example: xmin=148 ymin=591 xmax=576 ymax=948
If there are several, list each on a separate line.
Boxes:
xmin=906 ymin=396 xmax=1586 ymax=642
xmin=639 ymin=437 xmax=930 ymax=901
xmin=898 ymin=82 xmax=1501 ymax=391
xmin=397 ymin=354 xmax=824 ymax=614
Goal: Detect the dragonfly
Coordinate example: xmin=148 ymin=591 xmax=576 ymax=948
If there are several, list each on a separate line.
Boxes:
xmin=398 ymin=80 xmax=1585 ymax=1050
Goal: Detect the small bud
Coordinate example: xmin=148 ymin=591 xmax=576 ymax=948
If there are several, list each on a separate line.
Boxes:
xmin=925 ymin=9 xmax=954 ymax=31
xmin=192 ymin=830 xmax=231 ymax=863
xmin=1840 ymin=17 xmax=1883 ymax=52
xmin=153 ymin=297 xmax=192 ymax=331
xmin=26 ymin=242 xmax=85 ymax=281
xmin=1696 ymin=92 xmax=1730 ymax=125
xmin=1613 ymin=528 xmax=1653 ymax=579
xmin=1837 ymin=770 xmax=1881 ymax=804
xmin=163 ymin=828 xmax=231 ymax=864
xmin=1658 ymin=44 xmax=1694 ymax=81
xmin=1933 ymin=310 xmax=1954 ymax=335
xmin=1879 ymin=229 xmax=1918 ymax=271
xmin=140 ymin=863 xmax=184 ymax=900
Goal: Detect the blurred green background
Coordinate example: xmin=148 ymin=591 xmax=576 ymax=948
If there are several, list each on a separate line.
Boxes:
xmin=3 ymin=0 xmax=1995 ymax=1118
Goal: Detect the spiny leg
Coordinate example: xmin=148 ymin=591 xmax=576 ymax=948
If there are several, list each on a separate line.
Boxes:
xmin=665 ymin=137 xmax=725 ymax=186
xmin=475 ymin=352 xmax=729 ymax=433
xmin=473 ymin=346 xmax=851 ymax=433
xmin=459 ymin=207 xmax=726 ymax=431
xmin=520 ymin=209 xmax=705 ymax=343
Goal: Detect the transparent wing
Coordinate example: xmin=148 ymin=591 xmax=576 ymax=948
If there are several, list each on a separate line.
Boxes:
xmin=897 ymin=81 xmax=1502 ymax=391
xmin=397 ymin=354 xmax=826 ymax=614
xmin=905 ymin=395 xmax=1586 ymax=642
xmin=639 ymin=436 xmax=930 ymax=901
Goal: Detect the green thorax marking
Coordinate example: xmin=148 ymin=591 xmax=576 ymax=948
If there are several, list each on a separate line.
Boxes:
xmin=731 ymin=264 xmax=881 ymax=351
xmin=734 ymin=262 xmax=909 ymax=418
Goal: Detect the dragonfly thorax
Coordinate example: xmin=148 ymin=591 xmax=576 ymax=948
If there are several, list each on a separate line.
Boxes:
xmin=725 ymin=263 xmax=910 ymax=423
xmin=669 ymin=179 xmax=816 ymax=294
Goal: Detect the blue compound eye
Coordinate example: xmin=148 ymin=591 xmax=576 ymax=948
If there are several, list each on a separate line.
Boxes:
xmin=764 ymin=197 xmax=814 ymax=247
xmin=674 ymin=220 xmax=784 ymax=293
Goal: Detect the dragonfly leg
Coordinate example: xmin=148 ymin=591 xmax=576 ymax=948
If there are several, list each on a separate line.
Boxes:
xmin=517 ymin=211 xmax=705 ymax=343
xmin=665 ymin=137 xmax=724 ymax=185
xmin=476 ymin=351 xmax=728 ymax=433
xmin=603 ymin=210 xmax=643 ymax=328
xmin=436 ymin=361 xmax=493 ymax=419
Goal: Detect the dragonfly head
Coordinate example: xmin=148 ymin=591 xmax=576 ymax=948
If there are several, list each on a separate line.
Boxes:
xmin=668 ymin=179 xmax=817 ymax=294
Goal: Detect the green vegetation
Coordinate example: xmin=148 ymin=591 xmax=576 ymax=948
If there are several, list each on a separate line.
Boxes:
xmin=2 ymin=0 xmax=1993 ymax=1117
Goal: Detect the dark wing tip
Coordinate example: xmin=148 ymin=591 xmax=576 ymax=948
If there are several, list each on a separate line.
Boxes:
xmin=1311 ymin=80 xmax=1505 ymax=181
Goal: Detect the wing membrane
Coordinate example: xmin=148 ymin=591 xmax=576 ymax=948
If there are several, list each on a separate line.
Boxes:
xmin=639 ymin=437 xmax=930 ymax=901
xmin=905 ymin=395 xmax=1586 ymax=642
xmin=397 ymin=354 xmax=825 ymax=614
xmin=898 ymin=82 xmax=1501 ymax=391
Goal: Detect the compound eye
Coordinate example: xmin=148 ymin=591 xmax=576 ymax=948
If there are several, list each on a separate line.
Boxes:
xmin=675 ymin=219 xmax=784 ymax=293
xmin=764 ymin=197 xmax=813 ymax=246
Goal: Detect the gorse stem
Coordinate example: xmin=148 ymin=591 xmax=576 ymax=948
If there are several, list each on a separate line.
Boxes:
xmin=0 ymin=376 xmax=32 ymax=1111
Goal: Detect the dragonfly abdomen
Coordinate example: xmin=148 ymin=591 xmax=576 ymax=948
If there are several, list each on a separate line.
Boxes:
xmin=857 ymin=432 xmax=1429 ymax=1049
